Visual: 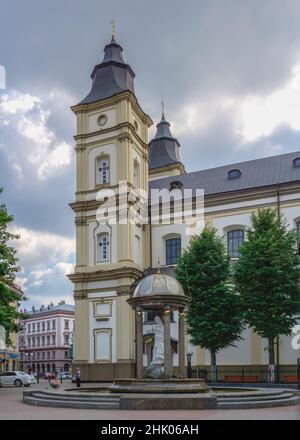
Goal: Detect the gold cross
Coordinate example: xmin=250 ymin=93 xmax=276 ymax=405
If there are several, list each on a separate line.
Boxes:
xmin=111 ymin=19 xmax=116 ymax=39
xmin=161 ymin=99 xmax=165 ymax=116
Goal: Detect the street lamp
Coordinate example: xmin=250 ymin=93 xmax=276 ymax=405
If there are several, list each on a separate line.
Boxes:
xmin=186 ymin=352 xmax=193 ymax=378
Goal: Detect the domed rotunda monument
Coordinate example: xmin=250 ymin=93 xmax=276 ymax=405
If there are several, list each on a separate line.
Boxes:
xmin=128 ymin=267 xmax=187 ymax=380
xmin=109 ymin=267 xmax=215 ymax=409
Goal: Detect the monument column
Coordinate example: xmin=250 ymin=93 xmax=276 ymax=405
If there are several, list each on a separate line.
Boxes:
xmin=163 ymin=308 xmax=172 ymax=378
xmin=178 ymin=309 xmax=186 ymax=378
xmin=136 ymin=310 xmax=143 ymax=379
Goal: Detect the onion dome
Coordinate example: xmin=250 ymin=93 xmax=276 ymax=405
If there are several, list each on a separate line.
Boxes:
xmin=80 ymin=35 xmax=135 ymax=104
xmin=149 ymin=112 xmax=182 ymax=170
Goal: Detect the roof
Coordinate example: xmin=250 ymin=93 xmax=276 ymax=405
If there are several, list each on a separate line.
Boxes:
xmin=149 ymin=114 xmax=181 ymax=170
xmin=79 ymin=37 xmax=135 ymax=105
xmin=149 ymin=150 xmax=300 ymax=196
xmin=25 ymin=304 xmax=74 ymax=317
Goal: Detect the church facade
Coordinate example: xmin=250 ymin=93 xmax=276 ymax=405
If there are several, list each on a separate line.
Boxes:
xmin=69 ymin=34 xmax=300 ymax=381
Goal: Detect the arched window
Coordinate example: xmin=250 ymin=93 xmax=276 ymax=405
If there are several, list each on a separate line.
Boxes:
xmin=228 ymin=169 xmax=241 ymax=180
xmin=96 ymin=157 xmax=110 ymax=185
xmin=166 ymin=237 xmax=181 ymax=265
xmin=227 ymin=229 xmax=244 ymax=258
xmin=293 ymin=157 xmax=300 ymax=168
xmin=133 ymin=160 xmax=140 ymax=188
xmin=97 ymin=233 xmax=110 ymax=262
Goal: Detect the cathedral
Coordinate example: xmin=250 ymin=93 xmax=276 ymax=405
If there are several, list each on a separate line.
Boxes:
xmin=68 ymin=32 xmax=300 ymax=381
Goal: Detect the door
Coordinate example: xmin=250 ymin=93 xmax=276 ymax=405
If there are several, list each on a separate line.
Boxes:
xmin=6 ymin=372 xmax=16 ymax=385
xmin=1 ymin=372 xmax=15 ymax=385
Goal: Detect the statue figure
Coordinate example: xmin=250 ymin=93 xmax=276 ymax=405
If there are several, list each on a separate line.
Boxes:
xmin=144 ymin=315 xmax=165 ymax=379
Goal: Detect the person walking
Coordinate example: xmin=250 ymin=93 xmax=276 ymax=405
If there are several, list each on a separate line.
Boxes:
xmin=75 ymin=368 xmax=81 ymax=388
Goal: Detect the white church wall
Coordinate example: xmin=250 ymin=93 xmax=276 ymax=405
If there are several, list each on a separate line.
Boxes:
xmin=151 ymin=223 xmax=190 ymax=267
xmin=88 ymin=108 xmax=116 ymax=133
xmin=214 ymin=327 xmax=252 ymax=365
xmin=212 ymin=212 xmax=252 ymax=237
xmin=89 ymin=296 xmax=117 ymax=364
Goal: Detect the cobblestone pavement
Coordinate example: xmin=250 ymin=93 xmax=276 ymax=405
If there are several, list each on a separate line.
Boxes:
xmin=0 ymin=380 xmax=299 ymax=420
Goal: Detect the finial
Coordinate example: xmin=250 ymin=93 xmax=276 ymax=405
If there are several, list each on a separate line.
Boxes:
xmin=157 ymin=257 xmax=161 ymax=273
xmin=161 ymin=99 xmax=165 ymax=118
xmin=111 ymin=19 xmax=116 ymax=40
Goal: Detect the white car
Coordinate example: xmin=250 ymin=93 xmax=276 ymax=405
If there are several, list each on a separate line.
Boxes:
xmin=0 ymin=371 xmax=36 ymax=387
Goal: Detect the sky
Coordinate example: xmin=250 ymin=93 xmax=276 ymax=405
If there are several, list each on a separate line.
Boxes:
xmin=1 ymin=0 xmax=300 ymax=308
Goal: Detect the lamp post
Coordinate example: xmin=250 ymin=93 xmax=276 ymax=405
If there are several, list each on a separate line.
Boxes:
xmin=297 ymin=358 xmax=300 ymax=391
xmin=26 ymin=351 xmax=33 ymax=374
xmin=187 ymin=352 xmax=193 ymax=378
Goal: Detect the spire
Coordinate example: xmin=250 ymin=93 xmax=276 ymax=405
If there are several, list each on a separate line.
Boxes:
xmin=79 ymin=24 xmax=135 ymax=105
xmin=149 ymin=107 xmax=182 ymax=170
xmin=111 ymin=19 xmax=116 ymax=42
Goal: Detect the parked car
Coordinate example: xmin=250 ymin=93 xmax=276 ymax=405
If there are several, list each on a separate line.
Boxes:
xmin=58 ymin=372 xmax=72 ymax=380
xmin=0 ymin=371 xmax=36 ymax=387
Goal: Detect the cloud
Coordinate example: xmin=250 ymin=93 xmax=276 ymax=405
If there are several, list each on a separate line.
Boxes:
xmin=10 ymin=225 xmax=75 ymax=268
xmin=0 ymin=90 xmax=73 ymax=181
xmin=9 ymin=225 xmax=75 ymax=307
xmin=239 ymin=64 xmax=300 ymax=142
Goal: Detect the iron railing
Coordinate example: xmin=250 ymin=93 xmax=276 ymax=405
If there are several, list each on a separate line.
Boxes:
xmin=192 ymin=365 xmax=299 ymax=384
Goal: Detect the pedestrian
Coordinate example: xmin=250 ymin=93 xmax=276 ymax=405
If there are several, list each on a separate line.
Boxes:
xmin=75 ymin=368 xmax=81 ymax=388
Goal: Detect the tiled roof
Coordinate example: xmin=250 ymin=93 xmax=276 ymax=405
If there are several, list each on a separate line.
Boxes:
xmin=149 ymin=150 xmax=300 ymax=196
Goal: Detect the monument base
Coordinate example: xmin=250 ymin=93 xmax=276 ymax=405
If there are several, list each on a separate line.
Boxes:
xmin=119 ymin=393 xmax=217 ymax=410
xmin=110 ymin=378 xmax=209 ymax=394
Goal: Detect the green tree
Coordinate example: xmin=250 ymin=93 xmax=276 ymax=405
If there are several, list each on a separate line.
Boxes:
xmin=0 ymin=188 xmax=23 ymax=345
xmin=233 ymin=208 xmax=300 ymax=366
xmin=176 ymin=226 xmax=244 ymax=380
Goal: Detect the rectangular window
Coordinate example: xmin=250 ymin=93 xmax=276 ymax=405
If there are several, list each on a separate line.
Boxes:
xmin=64 ymin=335 xmax=69 ymax=345
xmin=97 ymin=158 xmax=110 ymax=185
xmin=47 ymin=321 xmax=50 ymax=331
xmin=166 ymin=237 xmax=181 ymax=265
xmin=37 ymin=352 xmax=40 ymax=360
xmin=47 ymin=352 xmax=50 ymax=360
xmin=97 ymin=233 xmax=110 ymax=262
xmin=52 ymin=351 xmax=55 ymax=359
xmin=42 ymin=321 xmax=45 ymax=331
xmin=52 ymin=335 xmax=56 ymax=345
xmin=47 ymin=336 xmax=50 ymax=346
xmin=37 ymin=322 xmax=40 ymax=332
xmin=32 ymin=323 xmax=35 ymax=332
xmin=28 ymin=324 xmax=31 ymax=333
xmin=37 ymin=337 xmax=40 ymax=347
xmin=42 ymin=352 xmax=45 ymax=360
xmin=64 ymin=351 xmax=69 ymax=359
xmin=64 ymin=320 xmax=69 ymax=330
xmin=52 ymin=320 xmax=56 ymax=330
xmin=227 ymin=229 xmax=244 ymax=258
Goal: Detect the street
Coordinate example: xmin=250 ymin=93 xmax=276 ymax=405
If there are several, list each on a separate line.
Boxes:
xmin=0 ymin=380 xmax=299 ymax=420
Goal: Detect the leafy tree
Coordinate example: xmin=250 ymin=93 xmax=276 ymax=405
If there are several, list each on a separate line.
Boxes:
xmin=176 ymin=226 xmax=244 ymax=379
xmin=233 ymin=208 xmax=300 ymax=366
xmin=0 ymin=188 xmax=23 ymax=345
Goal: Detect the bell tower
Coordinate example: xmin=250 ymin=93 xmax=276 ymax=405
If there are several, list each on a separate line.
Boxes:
xmin=69 ymin=28 xmax=152 ymax=380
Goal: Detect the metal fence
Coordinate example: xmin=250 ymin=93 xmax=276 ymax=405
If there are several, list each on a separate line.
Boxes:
xmin=192 ymin=365 xmax=299 ymax=384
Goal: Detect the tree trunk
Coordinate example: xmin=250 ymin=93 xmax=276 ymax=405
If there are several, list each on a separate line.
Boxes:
xmin=268 ymin=337 xmax=275 ymax=365
xmin=268 ymin=337 xmax=275 ymax=383
xmin=211 ymin=350 xmax=217 ymax=383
